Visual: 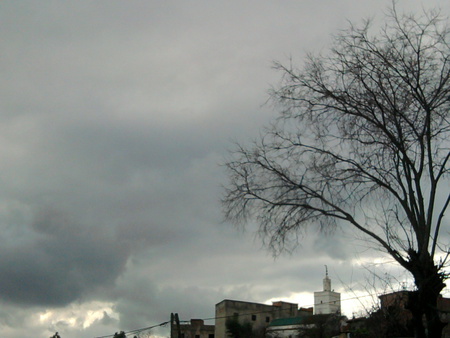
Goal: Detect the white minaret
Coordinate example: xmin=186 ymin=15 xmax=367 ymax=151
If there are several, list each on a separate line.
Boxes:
xmin=314 ymin=266 xmax=341 ymax=315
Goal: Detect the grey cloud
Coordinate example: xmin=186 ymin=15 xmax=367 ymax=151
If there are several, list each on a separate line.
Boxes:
xmin=0 ymin=207 xmax=131 ymax=306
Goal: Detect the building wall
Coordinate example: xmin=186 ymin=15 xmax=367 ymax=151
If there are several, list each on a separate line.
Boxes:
xmin=314 ymin=290 xmax=341 ymax=314
xmin=214 ymin=300 xmax=299 ymax=338
xmin=266 ymin=324 xmax=308 ymax=338
xmin=379 ymin=291 xmax=409 ymax=309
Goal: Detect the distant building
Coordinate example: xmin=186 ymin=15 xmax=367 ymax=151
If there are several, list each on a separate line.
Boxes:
xmin=170 ymin=315 xmax=215 ymax=338
xmin=314 ymin=269 xmax=341 ymax=315
xmin=214 ymin=300 xmax=306 ymax=338
xmin=266 ymin=312 xmax=346 ymax=338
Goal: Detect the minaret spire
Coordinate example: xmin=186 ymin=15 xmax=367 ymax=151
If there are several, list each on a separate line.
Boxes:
xmin=323 ymin=265 xmax=331 ymax=291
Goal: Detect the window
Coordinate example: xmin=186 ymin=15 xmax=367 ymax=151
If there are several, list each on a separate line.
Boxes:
xmin=251 ymin=315 xmax=256 ymax=321
xmin=265 ymin=316 xmax=270 ymax=323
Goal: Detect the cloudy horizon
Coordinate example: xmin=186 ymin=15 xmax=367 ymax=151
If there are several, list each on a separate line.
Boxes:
xmin=1 ymin=1 xmax=449 ymax=337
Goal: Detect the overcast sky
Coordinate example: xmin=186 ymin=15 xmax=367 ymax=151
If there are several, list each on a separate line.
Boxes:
xmin=1 ymin=1 xmax=450 ymax=337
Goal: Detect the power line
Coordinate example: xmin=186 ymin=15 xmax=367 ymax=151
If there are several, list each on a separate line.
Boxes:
xmin=93 ymin=321 xmax=169 ymax=338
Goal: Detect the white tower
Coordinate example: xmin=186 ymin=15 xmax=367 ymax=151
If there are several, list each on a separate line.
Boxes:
xmin=314 ymin=266 xmax=341 ymax=314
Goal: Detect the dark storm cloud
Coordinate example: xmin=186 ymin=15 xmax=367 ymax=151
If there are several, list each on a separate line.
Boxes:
xmin=0 ymin=207 xmax=131 ymax=306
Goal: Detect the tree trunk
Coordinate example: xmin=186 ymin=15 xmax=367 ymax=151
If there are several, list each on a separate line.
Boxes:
xmin=423 ymin=283 xmax=446 ymax=338
xmin=406 ymin=255 xmax=446 ymax=338
xmin=408 ymin=289 xmax=445 ymax=338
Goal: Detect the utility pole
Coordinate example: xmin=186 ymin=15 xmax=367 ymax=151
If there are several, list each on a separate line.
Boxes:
xmin=170 ymin=312 xmax=182 ymax=338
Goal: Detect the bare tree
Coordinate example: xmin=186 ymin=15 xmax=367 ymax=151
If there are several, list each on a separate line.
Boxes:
xmin=222 ymin=5 xmax=450 ymax=338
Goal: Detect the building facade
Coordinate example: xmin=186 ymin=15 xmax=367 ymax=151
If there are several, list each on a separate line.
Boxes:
xmin=214 ymin=300 xmax=301 ymax=338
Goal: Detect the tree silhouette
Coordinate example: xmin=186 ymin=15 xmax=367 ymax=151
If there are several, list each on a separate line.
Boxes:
xmin=225 ymin=316 xmax=254 ymax=338
xmin=223 ymin=5 xmax=450 ymax=337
